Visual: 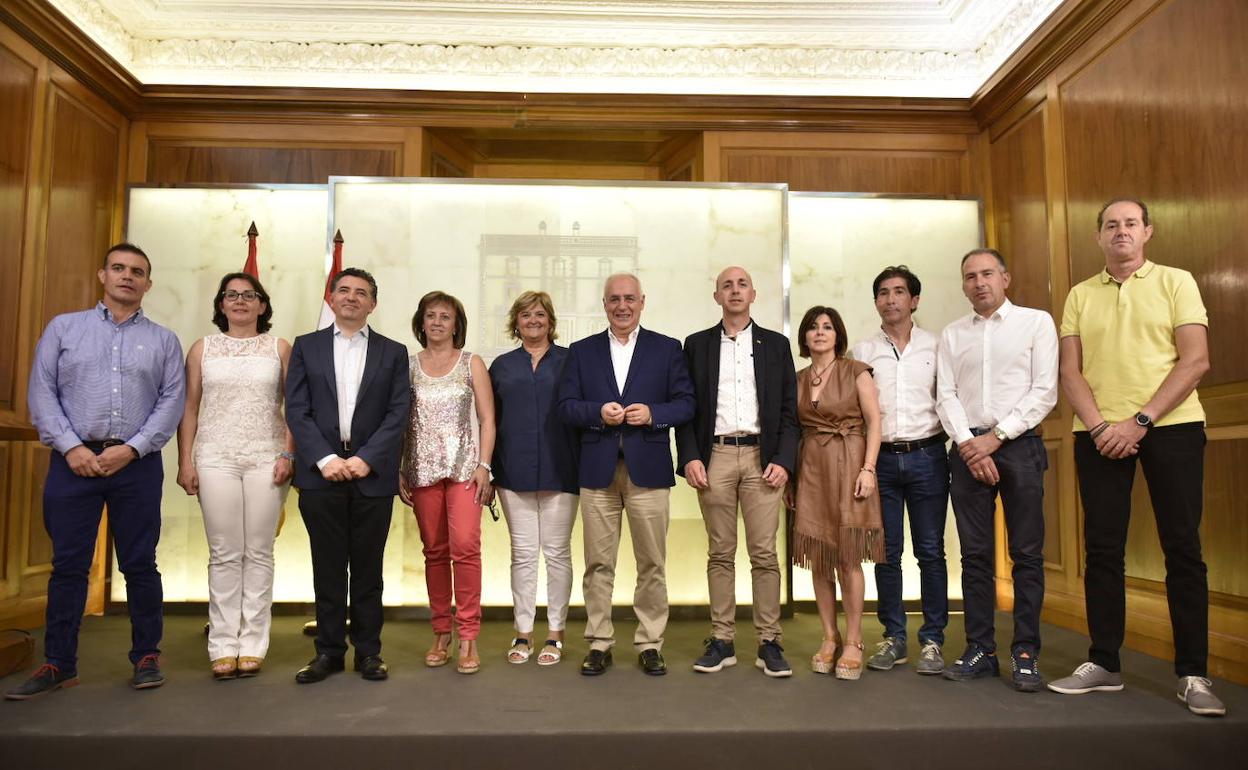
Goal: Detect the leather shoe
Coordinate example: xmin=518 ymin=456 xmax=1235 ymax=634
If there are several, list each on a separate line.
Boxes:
xmin=639 ymin=649 xmax=667 ymax=676
xmin=295 ymin=654 xmax=344 ymax=684
xmin=581 ymin=649 xmax=612 ymax=676
xmin=355 ymin=655 xmax=388 ymax=681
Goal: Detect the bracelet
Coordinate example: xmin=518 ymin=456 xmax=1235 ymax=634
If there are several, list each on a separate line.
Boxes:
xmin=277 ymin=451 xmax=295 ymax=462
xmin=860 ymin=466 xmax=876 ymax=474
xmin=478 ymin=461 xmax=492 ymax=472
xmin=1089 ymin=421 xmax=1110 ymax=439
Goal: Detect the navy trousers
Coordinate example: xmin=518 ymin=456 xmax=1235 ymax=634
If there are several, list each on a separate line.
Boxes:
xmin=43 ymin=450 xmax=165 ymax=670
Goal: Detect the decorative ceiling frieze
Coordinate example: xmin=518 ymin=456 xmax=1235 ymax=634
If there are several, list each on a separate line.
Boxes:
xmin=48 ymin=0 xmax=1065 ymax=97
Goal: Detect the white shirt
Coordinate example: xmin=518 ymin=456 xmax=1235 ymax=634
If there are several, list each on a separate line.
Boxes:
xmin=936 ymin=299 xmax=1059 ymax=444
xmin=317 ymin=323 xmax=370 ymax=469
xmin=609 ymin=326 xmax=640 ymax=395
xmin=713 ymin=322 xmax=761 ymax=436
xmin=851 ymin=324 xmax=941 ymax=443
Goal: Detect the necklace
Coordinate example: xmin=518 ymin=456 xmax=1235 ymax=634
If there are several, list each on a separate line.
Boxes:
xmin=810 ymin=358 xmax=836 ymax=386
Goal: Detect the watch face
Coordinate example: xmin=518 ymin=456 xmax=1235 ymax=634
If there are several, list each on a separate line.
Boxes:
xmin=1135 ymin=413 xmax=1151 ymax=427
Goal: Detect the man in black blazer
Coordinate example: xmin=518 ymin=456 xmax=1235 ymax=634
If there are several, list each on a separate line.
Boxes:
xmin=676 ymin=266 xmax=799 ymax=678
xmin=285 ymin=267 xmax=410 ymax=683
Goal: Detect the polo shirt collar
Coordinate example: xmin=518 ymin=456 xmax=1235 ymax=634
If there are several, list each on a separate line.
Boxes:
xmin=1099 ymin=259 xmax=1155 ymax=284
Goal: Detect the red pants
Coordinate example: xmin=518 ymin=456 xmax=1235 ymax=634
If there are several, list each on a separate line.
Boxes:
xmin=411 ymin=478 xmax=482 ymax=640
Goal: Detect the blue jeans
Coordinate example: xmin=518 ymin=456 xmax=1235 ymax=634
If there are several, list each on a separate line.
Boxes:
xmin=874 ymin=443 xmax=950 ymax=646
xmin=43 ymin=450 xmax=165 ymax=670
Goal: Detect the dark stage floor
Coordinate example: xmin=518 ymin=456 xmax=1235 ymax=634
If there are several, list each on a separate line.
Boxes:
xmin=1 ymin=612 xmax=1244 ymax=770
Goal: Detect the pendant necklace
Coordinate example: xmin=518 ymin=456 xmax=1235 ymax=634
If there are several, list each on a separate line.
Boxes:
xmin=810 ymin=358 xmax=836 ymax=386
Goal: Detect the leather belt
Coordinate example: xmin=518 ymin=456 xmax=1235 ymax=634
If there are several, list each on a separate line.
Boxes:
xmin=882 ymin=432 xmax=947 ymax=454
xmin=340 ymin=440 xmax=353 ymax=453
xmin=81 ymin=439 xmax=126 ymax=453
xmin=714 ymin=434 xmax=759 ymax=446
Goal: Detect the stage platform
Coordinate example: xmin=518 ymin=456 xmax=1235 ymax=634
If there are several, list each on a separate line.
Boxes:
xmin=1 ymin=612 xmax=1243 ymax=770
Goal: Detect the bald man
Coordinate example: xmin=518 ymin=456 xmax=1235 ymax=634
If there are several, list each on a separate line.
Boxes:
xmin=676 ymin=267 xmax=799 ymax=677
xmin=558 ymin=273 xmax=695 ymax=676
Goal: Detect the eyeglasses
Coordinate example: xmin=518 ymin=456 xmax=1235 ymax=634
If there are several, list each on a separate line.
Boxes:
xmin=224 ymin=290 xmax=259 ymax=301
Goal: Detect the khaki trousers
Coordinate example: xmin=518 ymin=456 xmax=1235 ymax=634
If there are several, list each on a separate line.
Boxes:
xmin=698 ymin=444 xmax=784 ymax=642
xmin=581 ymin=459 xmax=670 ymax=652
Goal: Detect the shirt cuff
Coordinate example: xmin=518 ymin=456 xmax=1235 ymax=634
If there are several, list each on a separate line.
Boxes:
xmin=953 ymin=429 xmax=975 ymax=445
xmin=52 ymin=431 xmax=83 ymax=455
xmin=126 ymin=435 xmax=152 ymax=458
xmin=316 ymin=454 xmax=339 ymax=470
xmin=996 ymin=415 xmax=1028 ymax=441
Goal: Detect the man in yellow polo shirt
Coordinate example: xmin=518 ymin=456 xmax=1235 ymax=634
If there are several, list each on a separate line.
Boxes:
xmin=1048 ymin=198 xmax=1224 ymax=717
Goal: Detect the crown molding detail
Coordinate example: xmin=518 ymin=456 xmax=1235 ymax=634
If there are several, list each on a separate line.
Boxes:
xmin=48 ymin=0 xmax=1065 ymax=97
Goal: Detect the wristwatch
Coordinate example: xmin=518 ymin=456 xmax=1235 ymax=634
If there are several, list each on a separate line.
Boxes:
xmin=991 ymin=425 xmax=1008 ymax=442
xmin=1134 ymin=412 xmax=1154 ymax=429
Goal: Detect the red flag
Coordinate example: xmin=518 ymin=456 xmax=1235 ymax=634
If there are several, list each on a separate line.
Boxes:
xmin=243 ymin=221 xmax=259 ymax=277
xmin=318 ymin=229 xmax=344 ymax=329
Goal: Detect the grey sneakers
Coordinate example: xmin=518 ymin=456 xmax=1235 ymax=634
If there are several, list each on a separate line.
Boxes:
xmin=1047 ymin=662 xmax=1124 ymax=694
xmin=916 ymin=641 xmax=944 ymax=675
xmin=866 ymin=637 xmax=908 ymax=671
xmin=1178 ymin=676 xmax=1226 ymax=717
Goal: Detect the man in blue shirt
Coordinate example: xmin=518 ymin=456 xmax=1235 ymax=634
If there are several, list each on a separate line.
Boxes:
xmin=6 ymin=243 xmax=184 ymax=700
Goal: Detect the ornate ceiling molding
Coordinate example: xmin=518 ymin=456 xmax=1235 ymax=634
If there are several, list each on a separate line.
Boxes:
xmin=47 ymin=0 xmax=1065 ymax=97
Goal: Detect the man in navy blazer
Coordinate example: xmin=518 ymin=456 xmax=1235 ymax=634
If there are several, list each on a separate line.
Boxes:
xmin=558 ymin=273 xmax=695 ymax=676
xmin=676 ymin=266 xmax=798 ymax=678
xmin=285 ymin=267 xmax=410 ymax=684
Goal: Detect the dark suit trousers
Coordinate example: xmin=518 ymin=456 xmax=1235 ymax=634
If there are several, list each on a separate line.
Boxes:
xmin=299 ymin=483 xmax=393 ymax=661
xmin=949 ymin=433 xmax=1046 ymax=655
xmin=1075 ymin=423 xmax=1208 ymax=677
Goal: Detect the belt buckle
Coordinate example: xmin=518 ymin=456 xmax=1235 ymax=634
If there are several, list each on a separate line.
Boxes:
xmin=101 ymin=438 xmax=125 ymax=449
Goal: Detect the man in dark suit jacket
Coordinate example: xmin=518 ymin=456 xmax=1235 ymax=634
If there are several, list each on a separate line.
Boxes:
xmin=676 ymin=266 xmax=798 ymax=678
xmin=285 ymin=267 xmax=410 ymax=684
xmin=558 ymin=273 xmax=695 ymax=676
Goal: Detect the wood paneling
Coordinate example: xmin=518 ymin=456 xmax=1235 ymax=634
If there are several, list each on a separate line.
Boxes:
xmin=1042 ymin=443 xmax=1063 ymax=568
xmin=0 ymin=44 xmax=35 ymax=412
xmin=474 ymin=163 xmax=660 ymax=181
xmin=989 ymin=107 xmax=1051 ymax=314
xmin=23 ymin=444 xmax=51 ymax=570
xmin=1123 ymin=436 xmax=1248 ymax=599
xmin=722 ymin=150 xmax=966 ymax=194
xmin=1060 ymin=0 xmax=1248 ymax=386
xmin=40 ymin=89 xmax=119 ymax=324
xmin=146 ymin=144 xmax=398 ymax=185
xmin=0 ymin=443 xmax=10 ymax=583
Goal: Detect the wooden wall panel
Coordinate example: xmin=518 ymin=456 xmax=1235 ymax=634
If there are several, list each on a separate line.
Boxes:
xmin=40 ymin=89 xmax=120 ymax=325
xmin=0 ymin=443 xmax=10 ymax=584
xmin=146 ymin=144 xmax=398 ymax=185
xmin=0 ymin=45 xmax=35 ymax=412
xmin=1123 ymin=436 xmax=1248 ymax=599
xmin=1060 ymin=0 xmax=1248 ymax=386
xmin=23 ymin=444 xmax=51 ymax=570
xmin=989 ymin=107 xmax=1051 ymax=314
xmin=1042 ymin=443 xmax=1063 ymax=569
xmin=721 ymin=150 xmax=967 ymax=194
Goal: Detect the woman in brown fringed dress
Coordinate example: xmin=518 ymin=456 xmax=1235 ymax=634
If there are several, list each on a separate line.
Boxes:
xmin=787 ymin=305 xmax=883 ymax=680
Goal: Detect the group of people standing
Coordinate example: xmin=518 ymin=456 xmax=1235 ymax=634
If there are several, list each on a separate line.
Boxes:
xmin=4 ymin=197 xmax=1224 ymax=718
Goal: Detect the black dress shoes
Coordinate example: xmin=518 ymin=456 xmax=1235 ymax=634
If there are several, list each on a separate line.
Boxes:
xmin=639 ymin=649 xmax=667 ymax=676
xmin=295 ymin=654 xmax=344 ymax=684
xmin=355 ymin=655 xmax=389 ymax=681
xmin=581 ymin=649 xmax=613 ymax=676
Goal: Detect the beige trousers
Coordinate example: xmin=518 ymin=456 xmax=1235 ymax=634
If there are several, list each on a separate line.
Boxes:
xmin=698 ymin=444 xmax=784 ymax=643
xmin=580 ymin=459 xmax=670 ymax=652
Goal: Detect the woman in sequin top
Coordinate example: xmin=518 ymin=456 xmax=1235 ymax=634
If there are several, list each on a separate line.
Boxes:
xmin=176 ymin=273 xmax=294 ymax=681
xmin=399 ymin=291 xmax=495 ymax=675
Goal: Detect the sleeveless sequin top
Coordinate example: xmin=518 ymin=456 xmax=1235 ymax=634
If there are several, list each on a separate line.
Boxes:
xmin=193 ymin=333 xmax=285 ymax=467
xmin=403 ymin=349 xmax=478 ymax=487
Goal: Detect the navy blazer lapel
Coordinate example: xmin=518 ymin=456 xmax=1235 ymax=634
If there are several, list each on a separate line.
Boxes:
xmin=355 ymin=330 xmax=384 ymax=411
xmin=317 ymin=326 xmax=339 ymax=408
xmin=620 ymin=328 xmax=645 ymax=400
xmin=601 ymin=330 xmax=623 ymax=400
xmin=704 ymin=326 xmax=721 ymax=416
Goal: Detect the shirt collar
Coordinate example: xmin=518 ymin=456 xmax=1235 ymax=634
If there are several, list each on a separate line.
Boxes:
xmin=333 ymin=323 xmax=370 ymax=340
xmin=972 ymin=298 xmax=1014 ymax=323
xmin=1099 ymin=259 xmax=1155 ymax=284
xmin=609 ymin=326 xmax=640 ymax=346
xmin=719 ymin=319 xmax=754 ymax=341
xmin=96 ymin=301 xmax=145 ymax=325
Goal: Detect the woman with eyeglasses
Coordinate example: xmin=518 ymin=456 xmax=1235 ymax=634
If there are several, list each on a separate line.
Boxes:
xmin=400 ymin=291 xmax=495 ymax=675
xmin=177 ymin=273 xmax=294 ymax=680
xmin=488 ymin=291 xmax=579 ymax=667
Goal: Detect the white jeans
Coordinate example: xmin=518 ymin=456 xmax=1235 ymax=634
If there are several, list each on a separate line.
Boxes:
xmin=198 ymin=458 xmax=287 ymax=660
xmin=497 ymin=489 xmax=578 ymax=634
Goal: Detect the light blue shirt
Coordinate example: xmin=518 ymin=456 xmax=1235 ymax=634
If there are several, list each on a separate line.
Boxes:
xmin=28 ymin=302 xmax=185 ymax=457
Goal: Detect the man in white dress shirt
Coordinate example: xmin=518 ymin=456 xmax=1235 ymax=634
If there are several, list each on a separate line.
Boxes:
xmin=936 ymin=249 xmax=1058 ymax=692
xmin=851 ymin=266 xmax=949 ymax=676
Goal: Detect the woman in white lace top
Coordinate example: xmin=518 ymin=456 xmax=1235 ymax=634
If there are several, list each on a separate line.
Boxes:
xmin=176 ymin=273 xmax=294 ymax=680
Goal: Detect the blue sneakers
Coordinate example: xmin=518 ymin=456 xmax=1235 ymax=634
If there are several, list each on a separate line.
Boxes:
xmin=942 ymin=645 xmax=999 ymax=681
xmin=1010 ymin=647 xmax=1042 ymax=692
xmin=692 ymin=637 xmax=737 ymax=673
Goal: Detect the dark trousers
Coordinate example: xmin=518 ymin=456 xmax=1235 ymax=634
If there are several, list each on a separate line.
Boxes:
xmin=949 ymin=432 xmax=1046 ymax=655
xmin=874 ymin=442 xmax=950 ymax=646
xmin=1074 ymin=422 xmax=1208 ymax=677
xmin=298 ymin=483 xmax=393 ymax=661
xmin=43 ymin=450 xmax=164 ymax=670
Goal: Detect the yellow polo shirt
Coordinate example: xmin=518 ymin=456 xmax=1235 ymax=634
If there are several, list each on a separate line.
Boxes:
xmin=1060 ymin=260 xmax=1207 ymax=431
